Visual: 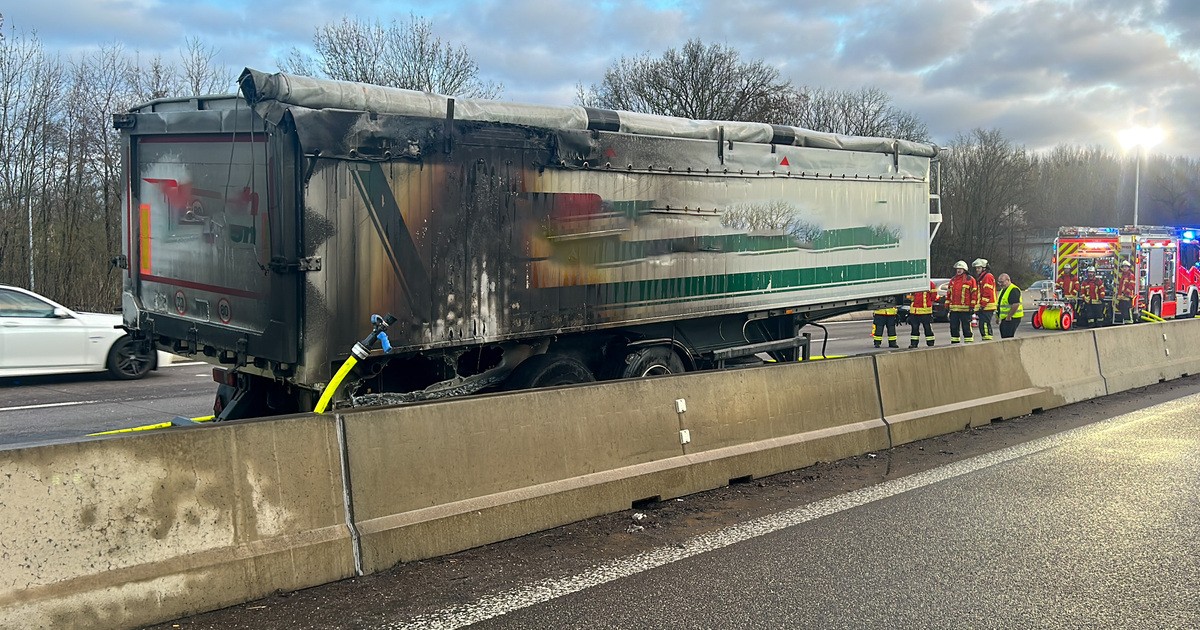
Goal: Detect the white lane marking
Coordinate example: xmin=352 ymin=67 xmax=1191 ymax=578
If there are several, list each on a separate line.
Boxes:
xmin=166 ymin=361 xmax=207 ymax=367
xmin=391 ymin=394 xmax=1187 ymax=630
xmin=0 ymin=400 xmax=99 ymax=413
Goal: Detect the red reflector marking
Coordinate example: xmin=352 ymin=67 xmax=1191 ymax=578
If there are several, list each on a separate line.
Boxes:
xmin=780 ymin=157 xmax=790 ymax=167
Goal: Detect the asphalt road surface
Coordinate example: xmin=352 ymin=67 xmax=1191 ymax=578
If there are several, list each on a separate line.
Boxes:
xmin=0 ymin=362 xmax=216 ymax=447
xmin=148 ymin=373 xmax=1200 ymax=630
xmin=0 ymin=319 xmax=1061 ymax=448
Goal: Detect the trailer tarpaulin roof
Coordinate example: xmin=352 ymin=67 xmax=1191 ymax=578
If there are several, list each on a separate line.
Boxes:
xmin=237 ymin=68 xmax=939 ymax=160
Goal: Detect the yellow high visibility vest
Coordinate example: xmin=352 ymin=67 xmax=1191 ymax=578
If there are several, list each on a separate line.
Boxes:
xmin=999 ymin=284 xmax=1024 ymax=319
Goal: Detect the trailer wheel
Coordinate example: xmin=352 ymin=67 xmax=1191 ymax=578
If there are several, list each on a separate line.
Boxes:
xmin=1151 ymin=295 xmax=1162 ymax=318
xmin=503 ymin=354 xmax=595 ymax=390
xmin=1188 ymin=291 xmax=1198 ymax=318
xmin=620 ymin=346 xmax=686 ymax=379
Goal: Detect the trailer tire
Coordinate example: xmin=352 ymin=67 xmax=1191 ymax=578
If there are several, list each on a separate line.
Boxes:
xmin=1188 ymin=291 xmax=1198 ymax=319
xmin=619 ymin=346 xmax=686 ymax=379
xmin=1151 ymin=295 xmax=1162 ymax=318
xmin=503 ymin=354 xmax=595 ymax=390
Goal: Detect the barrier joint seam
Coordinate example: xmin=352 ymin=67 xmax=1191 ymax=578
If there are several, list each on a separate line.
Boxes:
xmin=871 ymin=354 xmax=894 ymax=449
xmin=336 ymin=413 xmax=365 ymax=576
xmin=1090 ymin=330 xmax=1110 ymax=396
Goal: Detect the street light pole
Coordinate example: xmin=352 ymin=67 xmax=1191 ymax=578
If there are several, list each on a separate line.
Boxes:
xmin=1133 ymin=145 xmax=1141 ymax=228
xmin=1118 ymin=126 xmax=1164 ymax=229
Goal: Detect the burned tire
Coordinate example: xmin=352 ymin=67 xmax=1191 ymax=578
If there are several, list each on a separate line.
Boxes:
xmin=619 ymin=346 xmax=686 ymax=379
xmin=106 ymin=336 xmax=155 ymax=380
xmin=503 ymin=354 xmax=595 ymax=390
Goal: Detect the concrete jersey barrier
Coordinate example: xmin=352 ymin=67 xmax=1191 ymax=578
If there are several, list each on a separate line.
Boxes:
xmin=0 ymin=416 xmax=353 ymax=630
xmin=9 ymin=318 xmax=1200 ymax=628
xmin=341 ymin=355 xmax=888 ymax=573
xmin=872 ymin=335 xmax=1089 ymax=445
xmin=1093 ymin=319 xmax=1200 ymax=393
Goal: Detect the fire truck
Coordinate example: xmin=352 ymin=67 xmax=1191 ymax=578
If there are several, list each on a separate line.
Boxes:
xmin=1035 ymin=225 xmax=1200 ymax=329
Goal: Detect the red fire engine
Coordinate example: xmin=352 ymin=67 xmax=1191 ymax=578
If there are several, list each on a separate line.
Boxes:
xmin=1035 ymin=225 xmax=1200 ymax=329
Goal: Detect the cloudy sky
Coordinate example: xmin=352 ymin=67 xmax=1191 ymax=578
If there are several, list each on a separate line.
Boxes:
xmin=6 ymin=0 xmax=1200 ymax=157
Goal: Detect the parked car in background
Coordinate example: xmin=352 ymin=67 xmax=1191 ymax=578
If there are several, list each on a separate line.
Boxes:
xmin=1028 ymin=279 xmax=1055 ymax=298
xmin=931 ymin=277 xmax=951 ymax=322
xmin=0 ymin=284 xmax=160 ymax=380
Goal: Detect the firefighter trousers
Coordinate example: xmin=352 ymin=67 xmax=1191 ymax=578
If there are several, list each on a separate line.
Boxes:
xmin=1116 ymin=298 xmax=1132 ymax=324
xmin=872 ymin=313 xmax=898 ymax=347
xmin=949 ymin=311 xmax=974 ymax=343
xmin=908 ymin=313 xmax=935 ymax=347
xmin=977 ymin=309 xmax=995 ymax=340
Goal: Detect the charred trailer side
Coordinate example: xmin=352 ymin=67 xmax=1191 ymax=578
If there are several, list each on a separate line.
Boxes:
xmin=117 ymin=70 xmax=939 ymax=420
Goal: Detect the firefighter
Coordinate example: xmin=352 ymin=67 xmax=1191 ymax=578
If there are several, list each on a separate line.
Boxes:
xmin=996 ymin=273 xmax=1024 ymax=338
xmin=872 ymin=303 xmax=899 ymax=348
xmin=908 ymin=280 xmax=937 ymax=348
xmin=947 ymin=260 xmax=978 ymax=343
xmin=1116 ymin=259 xmax=1136 ymax=324
xmin=1080 ymin=265 xmax=1106 ymax=327
xmin=973 ymin=258 xmax=997 ymax=340
xmin=1058 ymin=266 xmax=1081 ymax=316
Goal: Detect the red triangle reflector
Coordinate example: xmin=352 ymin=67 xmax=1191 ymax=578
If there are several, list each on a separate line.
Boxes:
xmin=780 ymin=157 xmax=790 ymax=167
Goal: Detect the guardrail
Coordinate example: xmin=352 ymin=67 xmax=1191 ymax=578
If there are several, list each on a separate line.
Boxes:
xmin=2 ymin=319 xmax=1194 ymax=629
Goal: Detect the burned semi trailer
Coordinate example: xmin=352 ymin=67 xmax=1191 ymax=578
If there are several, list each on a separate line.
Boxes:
xmin=115 ymin=69 xmax=942 ymax=419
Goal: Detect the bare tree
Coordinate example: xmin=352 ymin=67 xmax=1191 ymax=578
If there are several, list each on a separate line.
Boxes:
xmin=178 ymin=36 xmax=233 ymax=96
xmin=124 ymin=49 xmax=180 ymax=102
xmin=0 ymin=26 xmax=64 ymax=291
xmin=281 ymin=15 xmax=501 ymax=98
xmin=934 ymin=128 xmax=1034 ymax=275
xmin=579 ymin=39 xmax=802 ymax=123
xmin=792 ymin=86 xmax=929 ymax=142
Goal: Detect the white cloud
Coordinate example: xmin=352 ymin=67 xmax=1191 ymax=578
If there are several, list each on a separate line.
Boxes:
xmin=5 ymin=0 xmax=1200 ymax=156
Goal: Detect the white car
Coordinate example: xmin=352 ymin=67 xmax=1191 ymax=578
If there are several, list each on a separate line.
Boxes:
xmin=0 ymin=284 xmax=160 ymax=380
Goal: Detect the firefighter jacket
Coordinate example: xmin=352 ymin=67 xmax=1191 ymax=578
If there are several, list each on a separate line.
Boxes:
xmin=1118 ymin=270 xmax=1137 ymax=300
xmin=998 ymin=283 xmax=1024 ymax=320
xmin=947 ymin=273 xmax=978 ymax=312
xmin=1081 ymin=277 xmax=1106 ymax=304
xmin=976 ymin=271 xmax=997 ymax=311
xmin=1058 ymin=272 xmax=1080 ymax=298
xmin=908 ymin=281 xmax=937 ymax=316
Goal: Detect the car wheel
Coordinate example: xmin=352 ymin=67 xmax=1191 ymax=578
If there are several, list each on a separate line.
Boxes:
xmin=106 ymin=336 xmax=155 ymax=380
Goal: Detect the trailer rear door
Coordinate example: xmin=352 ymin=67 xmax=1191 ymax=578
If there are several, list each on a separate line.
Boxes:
xmin=131 ymin=133 xmax=274 ymax=336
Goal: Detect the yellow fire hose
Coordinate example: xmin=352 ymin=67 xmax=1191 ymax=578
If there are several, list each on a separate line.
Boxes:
xmin=87 ymin=414 xmax=216 ymax=436
xmin=313 ymin=355 xmax=359 ymax=414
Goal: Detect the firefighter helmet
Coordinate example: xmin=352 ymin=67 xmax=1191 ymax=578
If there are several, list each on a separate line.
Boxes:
xmin=954 ymin=260 xmax=968 ymax=271
xmin=972 ymin=258 xmax=988 ymax=268
xmin=1120 ymin=260 xmax=1131 ymax=268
